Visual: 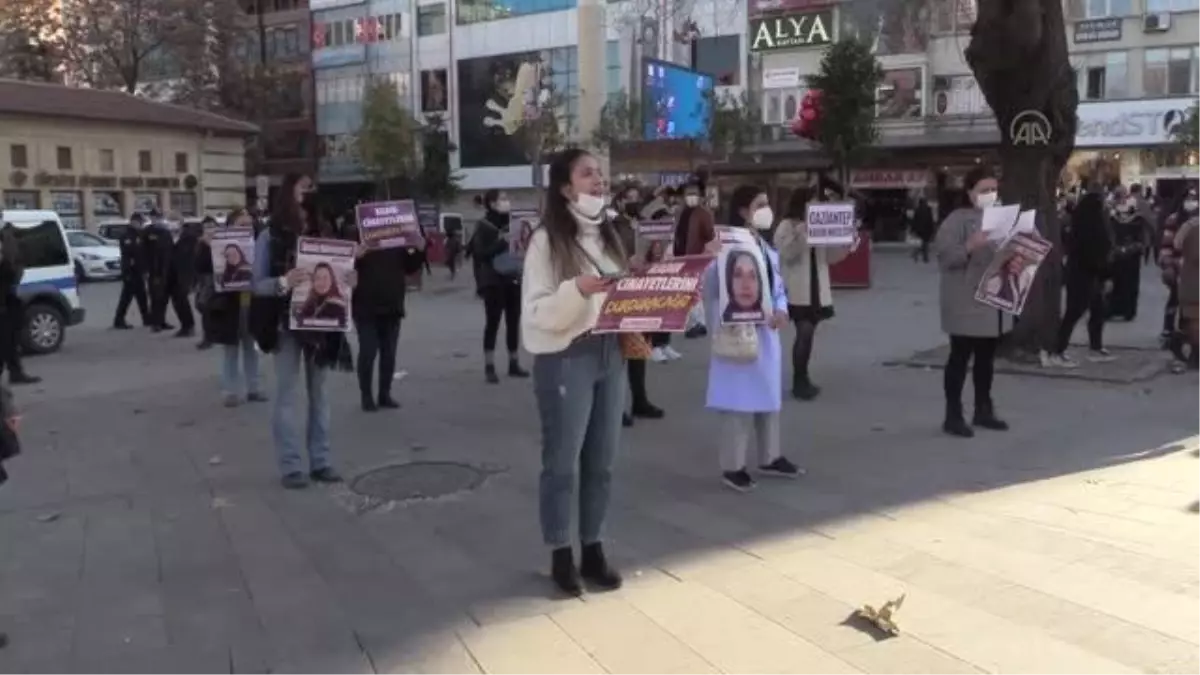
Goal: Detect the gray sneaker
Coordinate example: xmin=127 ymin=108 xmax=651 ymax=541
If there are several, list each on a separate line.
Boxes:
xmin=222 ymin=394 xmax=241 ymax=408
xmin=1087 ymin=349 xmax=1117 ymax=363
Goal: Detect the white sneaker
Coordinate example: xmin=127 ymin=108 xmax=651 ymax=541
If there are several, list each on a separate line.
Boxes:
xmin=1040 ymin=351 xmax=1079 ymax=369
xmin=650 ymin=347 xmax=669 ymax=363
xmin=664 ymin=346 xmax=683 ymax=360
xmin=1087 ymin=349 xmax=1117 ymax=363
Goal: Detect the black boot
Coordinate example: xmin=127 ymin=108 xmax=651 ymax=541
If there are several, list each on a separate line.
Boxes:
xmin=508 ymin=358 xmax=529 ymax=378
xmin=378 ymin=392 xmax=400 ymax=409
xmin=580 ymin=542 xmax=622 ymax=591
xmin=792 ymin=374 xmax=820 ymax=401
xmin=551 ymin=546 xmax=583 ymax=597
xmin=973 ymin=401 xmax=1009 ymax=431
xmin=485 ymin=364 xmax=500 ymax=384
xmin=622 ymin=413 xmax=634 ymax=427
xmin=361 ymin=391 xmax=378 ymax=412
xmin=631 ymin=400 xmax=664 ymax=419
xmin=943 ymin=402 xmax=974 ymax=438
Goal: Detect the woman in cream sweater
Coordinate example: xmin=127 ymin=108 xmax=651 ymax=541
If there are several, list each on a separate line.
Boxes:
xmin=521 ymin=148 xmax=628 ymax=597
xmin=774 ymin=185 xmax=852 ymax=400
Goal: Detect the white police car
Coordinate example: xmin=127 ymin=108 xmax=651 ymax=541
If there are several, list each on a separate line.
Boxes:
xmin=0 ymin=210 xmax=86 ymax=354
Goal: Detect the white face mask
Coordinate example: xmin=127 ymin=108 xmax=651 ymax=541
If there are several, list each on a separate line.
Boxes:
xmin=751 ymin=206 xmax=774 ymax=230
xmin=684 ymin=195 xmax=700 ymax=208
xmin=494 ymin=199 xmax=511 ymax=214
xmin=573 ymin=193 xmax=606 ymax=219
xmin=1185 ymin=199 xmax=1199 ymax=213
xmin=973 ymin=190 xmax=998 ymax=210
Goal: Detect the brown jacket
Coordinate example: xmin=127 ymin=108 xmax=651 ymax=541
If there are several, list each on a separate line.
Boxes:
xmin=679 ymin=207 xmax=715 ymax=255
xmin=1176 ymin=216 xmax=1199 ymax=306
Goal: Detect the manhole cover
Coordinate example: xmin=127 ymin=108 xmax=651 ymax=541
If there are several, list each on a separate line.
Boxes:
xmin=350 ymin=461 xmax=494 ymax=503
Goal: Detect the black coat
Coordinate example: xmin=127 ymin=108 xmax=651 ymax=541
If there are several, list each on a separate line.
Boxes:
xmin=196 ymin=241 xmax=244 ymax=346
xmin=118 ymin=227 xmax=145 ymax=279
xmin=140 ymin=223 xmax=173 ymax=282
xmin=171 ymin=231 xmax=200 ymax=289
xmin=469 ymin=214 xmax=511 ymax=291
xmin=352 ymin=246 xmax=423 ymax=320
xmin=0 ymin=226 xmax=23 ymax=303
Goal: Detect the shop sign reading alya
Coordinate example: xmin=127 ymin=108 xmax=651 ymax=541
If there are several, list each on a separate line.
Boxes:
xmin=749 ymin=10 xmax=834 ymax=52
xmin=1076 ymin=97 xmax=1197 ymax=148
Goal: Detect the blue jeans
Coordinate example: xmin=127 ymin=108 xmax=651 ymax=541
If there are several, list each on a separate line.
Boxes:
xmin=533 ymin=334 xmax=625 ymax=548
xmin=272 ymin=331 xmax=331 ymax=476
xmin=221 ymin=334 xmax=262 ymax=398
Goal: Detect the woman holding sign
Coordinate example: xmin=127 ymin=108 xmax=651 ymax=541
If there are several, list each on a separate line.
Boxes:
xmin=774 ymin=185 xmax=854 ymax=401
xmin=251 ymin=173 xmax=356 ymax=490
xmin=522 ymin=148 xmax=627 ymax=597
xmin=197 ymin=208 xmax=265 ymax=408
xmin=704 ymin=185 xmax=803 ymax=493
xmin=934 ymin=167 xmax=1009 ymax=438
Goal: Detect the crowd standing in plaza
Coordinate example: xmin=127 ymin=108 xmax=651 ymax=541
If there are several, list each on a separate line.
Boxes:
xmin=0 ymin=149 xmax=1193 ymax=606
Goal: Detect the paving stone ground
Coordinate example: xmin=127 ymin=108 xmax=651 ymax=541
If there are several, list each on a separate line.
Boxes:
xmin=0 ymin=252 xmax=1196 ymax=674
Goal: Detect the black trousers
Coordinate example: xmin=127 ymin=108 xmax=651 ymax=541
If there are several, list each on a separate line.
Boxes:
xmin=114 ymin=275 xmax=149 ymax=327
xmin=943 ymin=335 xmax=998 ymax=417
xmin=0 ymin=308 xmax=26 ymax=379
xmin=148 ymin=277 xmax=171 ymax=328
xmin=649 ymin=332 xmax=670 ymax=347
xmin=627 ymin=358 xmax=650 ymax=409
xmin=169 ymin=281 xmax=195 ymax=331
xmin=1056 ymin=276 xmax=1105 ymax=353
xmin=482 ymin=283 xmax=520 ymax=353
xmin=1107 ymin=256 xmax=1140 ymax=320
xmin=1163 ymin=283 xmax=1179 ymax=336
xmin=356 ymin=314 xmax=401 ymax=399
xmin=791 ymin=318 xmax=818 ymax=385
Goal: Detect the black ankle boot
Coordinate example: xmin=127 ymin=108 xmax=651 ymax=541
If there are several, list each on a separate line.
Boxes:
xmin=361 ymin=392 xmax=378 ymax=412
xmin=485 ymin=364 xmax=500 ymax=384
xmin=551 ymin=546 xmax=583 ymax=597
xmin=973 ymin=401 xmax=1009 ymax=431
xmin=943 ymin=402 xmax=974 ymax=437
xmin=580 ymin=542 xmax=622 ymax=591
xmin=792 ymin=376 xmax=820 ymax=401
xmin=508 ymin=359 xmax=529 ymax=378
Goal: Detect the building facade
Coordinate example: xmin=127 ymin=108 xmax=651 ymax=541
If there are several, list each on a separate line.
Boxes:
xmin=745 ymin=0 xmax=1198 ymax=194
xmin=0 ymin=80 xmax=256 ymax=229
xmin=309 ymin=0 xmax=634 ymax=208
xmin=240 ymin=0 xmax=320 ymax=204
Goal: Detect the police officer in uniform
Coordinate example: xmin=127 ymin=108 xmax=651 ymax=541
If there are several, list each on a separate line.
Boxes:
xmin=142 ymin=210 xmax=175 ymax=332
xmin=112 ymin=213 xmax=149 ymax=329
xmin=0 ymin=224 xmax=38 ymax=385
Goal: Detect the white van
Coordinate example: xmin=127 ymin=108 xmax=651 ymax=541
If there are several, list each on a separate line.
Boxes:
xmin=0 ymin=210 xmax=86 ymax=354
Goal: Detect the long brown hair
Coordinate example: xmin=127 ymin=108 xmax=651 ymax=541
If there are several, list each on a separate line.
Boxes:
xmin=540 ymin=148 xmax=626 ymax=280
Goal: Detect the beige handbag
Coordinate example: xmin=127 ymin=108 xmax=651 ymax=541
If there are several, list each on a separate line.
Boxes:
xmin=711 ymin=323 xmax=759 ymax=362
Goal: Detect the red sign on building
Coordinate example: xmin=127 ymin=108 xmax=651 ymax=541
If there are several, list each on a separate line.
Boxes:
xmin=749 ymin=0 xmax=836 ymax=15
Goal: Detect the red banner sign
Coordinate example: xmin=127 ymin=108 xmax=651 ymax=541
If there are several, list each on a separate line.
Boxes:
xmin=593 ymin=256 xmax=711 ymax=333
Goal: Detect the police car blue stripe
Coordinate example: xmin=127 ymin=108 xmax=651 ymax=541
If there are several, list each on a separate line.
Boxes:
xmin=19 ymin=276 xmax=76 ymax=291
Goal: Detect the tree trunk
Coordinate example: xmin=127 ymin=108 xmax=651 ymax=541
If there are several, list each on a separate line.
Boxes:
xmin=966 ymin=0 xmax=1078 ymax=356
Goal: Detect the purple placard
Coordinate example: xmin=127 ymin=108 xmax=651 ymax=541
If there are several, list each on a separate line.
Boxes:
xmin=356 ymin=200 xmax=421 ymax=249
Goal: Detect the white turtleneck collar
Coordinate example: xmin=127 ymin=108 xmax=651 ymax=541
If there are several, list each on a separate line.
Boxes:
xmin=568 ymin=204 xmax=604 ymax=231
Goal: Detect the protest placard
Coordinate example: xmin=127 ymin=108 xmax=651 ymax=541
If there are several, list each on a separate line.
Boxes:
xmin=805 ymin=201 xmax=857 ymax=246
xmin=507 ymin=209 xmax=539 ymax=257
xmin=593 ymin=256 xmax=709 ymax=332
xmin=355 ymin=200 xmax=421 ymax=249
xmin=635 ymin=219 xmax=675 ymax=263
xmin=416 ymin=201 xmax=440 ymax=234
xmin=210 ymin=227 xmax=255 ymax=292
xmin=975 ymin=229 xmax=1052 ymax=315
xmin=289 ymin=237 xmax=355 ymax=332
xmin=716 ymin=226 xmax=772 ymax=324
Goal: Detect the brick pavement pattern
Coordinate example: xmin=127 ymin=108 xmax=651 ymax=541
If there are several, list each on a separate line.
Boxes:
xmin=1 ymin=253 xmax=1196 ymax=674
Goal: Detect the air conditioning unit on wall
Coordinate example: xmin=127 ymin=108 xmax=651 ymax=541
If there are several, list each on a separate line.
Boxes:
xmin=1144 ymin=13 xmax=1171 ymax=33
